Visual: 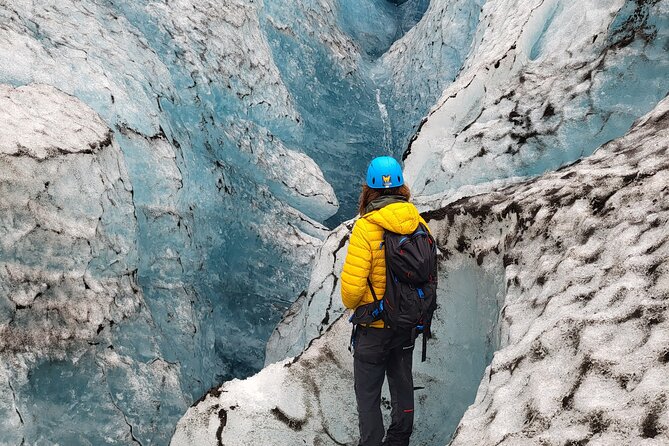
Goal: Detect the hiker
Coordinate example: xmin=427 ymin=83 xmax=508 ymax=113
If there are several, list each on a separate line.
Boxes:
xmin=341 ymin=156 xmax=437 ymax=446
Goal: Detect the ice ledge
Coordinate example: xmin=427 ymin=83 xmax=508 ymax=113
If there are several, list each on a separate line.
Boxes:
xmin=173 ymin=95 xmax=669 ymax=445
xmin=0 ymin=84 xmax=112 ymax=159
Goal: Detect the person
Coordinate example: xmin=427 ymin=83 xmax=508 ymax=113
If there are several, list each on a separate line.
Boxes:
xmin=341 ymin=156 xmax=432 ymax=446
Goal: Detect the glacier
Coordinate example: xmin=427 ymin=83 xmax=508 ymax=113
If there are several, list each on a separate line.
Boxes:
xmin=176 ymin=0 xmax=669 ymax=444
xmin=0 ymin=0 xmax=668 ymax=444
xmin=0 ymin=0 xmax=478 ymax=443
xmin=173 ymin=89 xmax=669 ymax=446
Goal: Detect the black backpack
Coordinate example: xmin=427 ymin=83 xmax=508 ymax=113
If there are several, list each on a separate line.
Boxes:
xmin=349 ymin=222 xmax=438 ymax=361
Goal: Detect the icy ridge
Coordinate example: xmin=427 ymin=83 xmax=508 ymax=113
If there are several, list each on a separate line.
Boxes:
xmin=379 ymin=0 xmax=486 ymax=150
xmin=264 ymin=222 xmax=353 ymax=365
xmin=443 ymin=93 xmax=669 ymax=446
xmin=173 ymin=93 xmax=669 ymax=446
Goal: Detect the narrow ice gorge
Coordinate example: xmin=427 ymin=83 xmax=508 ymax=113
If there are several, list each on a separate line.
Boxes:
xmin=176 ymin=0 xmax=669 ymax=444
xmin=268 ymin=0 xmax=669 ymax=361
xmin=0 ymin=0 xmax=467 ymax=443
xmin=0 ymin=0 xmax=667 ymax=445
xmin=173 ymin=89 xmax=669 ymax=446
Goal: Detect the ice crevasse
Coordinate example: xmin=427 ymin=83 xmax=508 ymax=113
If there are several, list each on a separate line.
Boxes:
xmin=175 ymin=0 xmax=669 ymax=444
xmin=173 ymin=88 xmax=669 ymax=446
xmin=0 ymin=0 xmax=668 ymax=444
xmin=0 ymin=0 xmax=482 ymax=443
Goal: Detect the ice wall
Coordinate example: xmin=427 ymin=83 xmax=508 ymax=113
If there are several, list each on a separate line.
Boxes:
xmin=404 ymin=0 xmax=669 ymax=202
xmin=258 ymin=0 xmax=478 ymax=222
xmin=378 ymin=0 xmax=486 ymax=151
xmin=0 ymin=84 xmax=187 ymax=445
xmin=446 ymin=93 xmax=669 ymax=446
xmin=172 ymin=91 xmax=669 ymax=446
xmin=0 ymin=0 xmax=338 ymax=392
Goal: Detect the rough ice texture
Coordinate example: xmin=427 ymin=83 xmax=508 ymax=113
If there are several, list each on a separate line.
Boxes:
xmin=0 ymin=83 xmax=137 ymax=353
xmin=443 ymin=96 xmax=669 ymax=446
xmin=0 ymin=83 xmax=189 ymax=445
xmin=173 ymin=95 xmax=669 ymax=444
xmin=403 ymin=0 xmax=669 ymax=202
xmin=379 ymin=0 xmax=486 ymax=150
xmin=264 ymin=222 xmax=353 ymax=365
xmin=0 ymin=0 xmax=340 ymax=410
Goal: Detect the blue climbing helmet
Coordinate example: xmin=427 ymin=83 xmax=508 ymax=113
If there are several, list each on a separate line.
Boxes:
xmin=366 ymin=156 xmax=404 ymax=189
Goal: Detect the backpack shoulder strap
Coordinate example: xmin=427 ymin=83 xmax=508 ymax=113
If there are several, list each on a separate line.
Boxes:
xmin=422 ymin=329 xmax=428 ymax=362
xmin=366 ymin=278 xmax=379 ymax=302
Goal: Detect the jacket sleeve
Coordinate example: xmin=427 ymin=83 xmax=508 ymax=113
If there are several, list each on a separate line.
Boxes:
xmin=340 ymin=219 xmax=372 ymax=309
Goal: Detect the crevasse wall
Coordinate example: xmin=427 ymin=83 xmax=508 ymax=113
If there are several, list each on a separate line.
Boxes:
xmin=404 ymin=0 xmax=669 ymax=201
xmin=3 ymin=0 xmax=668 ymax=444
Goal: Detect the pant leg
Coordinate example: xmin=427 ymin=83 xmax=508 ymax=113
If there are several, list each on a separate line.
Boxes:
xmin=384 ymin=331 xmax=415 ymax=446
xmin=354 ymin=327 xmax=392 ymax=446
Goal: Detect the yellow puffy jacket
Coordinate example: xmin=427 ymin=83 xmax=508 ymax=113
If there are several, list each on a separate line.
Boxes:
xmin=341 ymin=199 xmax=429 ymax=328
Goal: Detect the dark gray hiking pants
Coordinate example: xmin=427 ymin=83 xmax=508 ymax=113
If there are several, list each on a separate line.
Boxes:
xmin=353 ymin=327 xmax=414 ymax=446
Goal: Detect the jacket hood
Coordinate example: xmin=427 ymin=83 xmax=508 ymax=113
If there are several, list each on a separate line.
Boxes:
xmin=363 ymin=198 xmax=421 ymax=235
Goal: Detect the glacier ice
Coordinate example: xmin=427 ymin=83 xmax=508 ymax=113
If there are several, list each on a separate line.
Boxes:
xmin=175 ymin=0 xmax=669 ymax=443
xmin=404 ymin=0 xmax=669 ymax=202
xmin=445 ymin=93 xmax=669 ymax=446
xmin=1 ymin=0 xmax=668 ymax=444
xmin=0 ymin=84 xmax=187 ymax=445
xmin=0 ymin=0 xmax=466 ymax=443
xmin=173 ymin=90 xmax=669 ymax=446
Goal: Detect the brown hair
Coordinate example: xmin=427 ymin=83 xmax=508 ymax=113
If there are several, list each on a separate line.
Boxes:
xmin=358 ymin=184 xmax=411 ymax=216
